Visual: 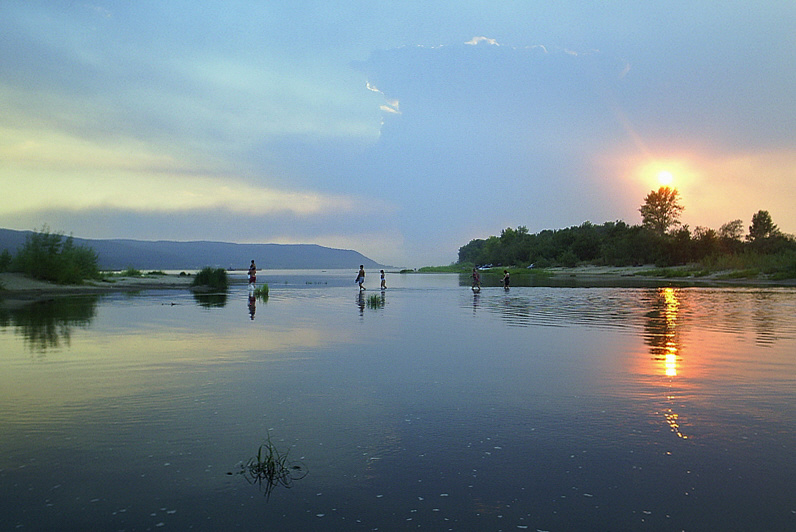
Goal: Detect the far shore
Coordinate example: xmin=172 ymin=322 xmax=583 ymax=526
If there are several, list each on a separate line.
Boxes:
xmin=413 ymin=264 xmax=796 ymax=288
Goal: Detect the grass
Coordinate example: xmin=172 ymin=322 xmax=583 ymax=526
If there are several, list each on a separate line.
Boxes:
xmin=252 ymin=284 xmax=269 ymax=300
xmin=635 ymin=267 xmax=695 ymax=278
xmin=716 ymin=268 xmax=760 ymax=279
xmin=110 ymin=267 xmax=144 ymax=277
xmin=236 ymin=435 xmax=307 ymax=499
xmin=414 ymin=264 xmax=472 ymax=273
xmin=366 ymin=293 xmax=385 ymax=309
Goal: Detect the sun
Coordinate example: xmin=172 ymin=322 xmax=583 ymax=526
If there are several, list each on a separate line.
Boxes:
xmin=657 ymin=170 xmax=674 ymax=186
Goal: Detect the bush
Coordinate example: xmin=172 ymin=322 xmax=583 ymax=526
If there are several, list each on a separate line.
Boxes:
xmin=119 ymin=267 xmax=143 ymax=277
xmin=11 ymin=227 xmax=100 ymax=284
xmin=191 ymin=267 xmax=228 ymax=290
xmin=0 ymin=249 xmax=11 ymax=272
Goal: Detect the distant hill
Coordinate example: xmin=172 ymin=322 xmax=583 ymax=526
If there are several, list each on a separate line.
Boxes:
xmin=0 ymin=228 xmax=384 ymax=270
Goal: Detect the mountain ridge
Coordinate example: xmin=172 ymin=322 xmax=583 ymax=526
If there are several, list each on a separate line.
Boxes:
xmin=0 ymin=228 xmax=385 ymax=270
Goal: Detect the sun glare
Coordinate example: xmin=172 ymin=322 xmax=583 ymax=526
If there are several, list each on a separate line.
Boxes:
xmin=658 ymin=170 xmax=674 ymax=186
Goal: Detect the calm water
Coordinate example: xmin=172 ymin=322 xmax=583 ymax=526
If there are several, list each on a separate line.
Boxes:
xmin=1 ymin=271 xmax=794 ymax=531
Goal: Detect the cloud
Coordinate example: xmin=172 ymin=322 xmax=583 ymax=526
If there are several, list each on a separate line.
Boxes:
xmin=465 ymin=36 xmax=499 ymax=46
xmin=0 ymin=123 xmax=378 ymax=218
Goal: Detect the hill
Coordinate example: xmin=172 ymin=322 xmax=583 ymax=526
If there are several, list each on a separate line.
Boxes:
xmin=0 ymin=228 xmax=383 ymax=270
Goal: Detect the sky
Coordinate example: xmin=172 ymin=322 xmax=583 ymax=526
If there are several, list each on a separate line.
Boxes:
xmin=1 ymin=1 xmax=794 ymax=267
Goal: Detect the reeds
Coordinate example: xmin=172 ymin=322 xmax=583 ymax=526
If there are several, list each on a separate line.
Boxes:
xmin=237 ymin=435 xmax=307 ymax=499
xmin=366 ymin=294 xmax=384 ymax=309
xmin=252 ymin=284 xmax=269 ymax=300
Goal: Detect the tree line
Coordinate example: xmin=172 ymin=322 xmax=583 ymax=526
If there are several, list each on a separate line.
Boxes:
xmin=458 ymin=187 xmax=795 ymax=275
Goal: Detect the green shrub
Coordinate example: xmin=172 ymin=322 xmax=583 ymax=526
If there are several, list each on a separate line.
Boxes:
xmin=0 ymin=249 xmax=11 ymax=272
xmin=191 ymin=267 xmax=228 ymax=289
xmin=11 ymin=227 xmax=99 ymax=284
xmin=119 ymin=267 xmax=143 ymax=277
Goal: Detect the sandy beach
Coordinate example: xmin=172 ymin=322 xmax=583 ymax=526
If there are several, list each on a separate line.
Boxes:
xmin=0 ymin=272 xmax=195 ymax=305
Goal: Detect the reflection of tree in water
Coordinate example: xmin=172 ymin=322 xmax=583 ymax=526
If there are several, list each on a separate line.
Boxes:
xmin=192 ymin=292 xmax=228 ymax=308
xmin=0 ymin=296 xmax=99 ymax=352
xmin=751 ymin=291 xmax=777 ymax=346
xmin=643 ymin=287 xmax=689 ymax=439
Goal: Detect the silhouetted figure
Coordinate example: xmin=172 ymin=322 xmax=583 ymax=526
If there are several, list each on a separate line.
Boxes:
xmin=356 ymin=265 xmax=366 ymax=290
xmin=248 ymin=260 xmax=257 ymax=290
xmin=471 ymin=268 xmax=481 ymax=291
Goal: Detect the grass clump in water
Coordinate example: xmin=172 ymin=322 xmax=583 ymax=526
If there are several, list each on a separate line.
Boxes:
xmin=236 ymin=435 xmax=307 ymax=499
xmin=366 ymin=293 xmax=385 ymax=309
xmin=253 ymin=284 xmax=269 ymax=300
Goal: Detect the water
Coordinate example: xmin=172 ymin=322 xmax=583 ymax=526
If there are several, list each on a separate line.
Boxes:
xmin=1 ymin=271 xmax=794 ymax=531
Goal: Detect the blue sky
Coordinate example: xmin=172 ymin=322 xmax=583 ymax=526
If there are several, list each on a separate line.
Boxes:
xmin=1 ymin=1 xmax=794 ymax=266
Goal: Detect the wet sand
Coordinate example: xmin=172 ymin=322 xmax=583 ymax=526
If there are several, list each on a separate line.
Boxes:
xmin=0 ymin=272 xmax=195 ymax=305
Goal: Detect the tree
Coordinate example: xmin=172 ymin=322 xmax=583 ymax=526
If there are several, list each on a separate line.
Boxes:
xmin=639 ymin=186 xmax=684 ymax=236
xmin=748 ymin=210 xmax=779 ymax=242
xmin=12 ymin=226 xmax=99 ymax=284
xmin=719 ymin=219 xmax=744 ymax=241
xmin=0 ymin=249 xmax=11 ymax=272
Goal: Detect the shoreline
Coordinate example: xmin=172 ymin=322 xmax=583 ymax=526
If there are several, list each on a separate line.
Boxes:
xmin=2 ymin=266 xmax=794 ymax=307
xmin=522 ymin=265 xmax=796 ymax=288
xmin=0 ymin=272 xmax=196 ymax=306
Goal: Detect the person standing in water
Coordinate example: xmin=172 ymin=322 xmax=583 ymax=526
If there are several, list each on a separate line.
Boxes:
xmin=380 ymin=269 xmax=387 ymax=290
xmin=248 ymin=260 xmax=257 ymax=289
xmin=356 ymin=265 xmax=366 ymax=290
xmin=501 ymin=269 xmax=510 ymax=289
xmin=471 ymin=268 xmax=481 ymax=291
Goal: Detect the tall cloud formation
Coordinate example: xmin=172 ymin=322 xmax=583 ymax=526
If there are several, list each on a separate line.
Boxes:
xmin=354 ymin=40 xmax=643 ymax=254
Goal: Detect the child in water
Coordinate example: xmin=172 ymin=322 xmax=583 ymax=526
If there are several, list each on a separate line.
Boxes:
xmin=380 ymin=269 xmax=386 ymax=289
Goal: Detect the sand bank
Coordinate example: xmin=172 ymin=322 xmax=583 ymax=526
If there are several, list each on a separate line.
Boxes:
xmin=0 ymin=272 xmax=195 ymax=305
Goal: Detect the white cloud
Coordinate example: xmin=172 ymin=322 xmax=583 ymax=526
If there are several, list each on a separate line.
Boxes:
xmin=465 ymin=36 xmax=499 ymax=46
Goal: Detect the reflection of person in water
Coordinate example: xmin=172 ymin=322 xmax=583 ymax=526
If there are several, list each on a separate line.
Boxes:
xmin=248 ymin=293 xmax=256 ymax=320
xmin=356 ymin=291 xmax=365 ymax=315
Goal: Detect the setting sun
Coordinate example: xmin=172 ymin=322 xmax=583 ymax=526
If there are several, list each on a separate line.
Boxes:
xmin=658 ymin=170 xmax=674 ymax=186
